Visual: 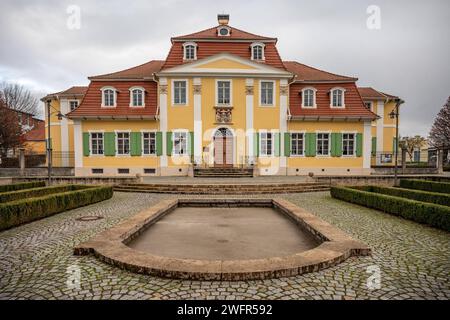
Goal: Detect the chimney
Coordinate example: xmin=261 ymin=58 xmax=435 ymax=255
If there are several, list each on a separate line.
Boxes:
xmin=217 ymin=14 xmax=229 ymax=25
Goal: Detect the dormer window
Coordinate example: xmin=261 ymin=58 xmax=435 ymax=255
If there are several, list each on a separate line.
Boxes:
xmin=217 ymin=26 xmax=230 ymax=36
xmin=101 ymin=87 xmax=117 ymax=108
xmin=330 ymin=87 xmax=346 ymax=108
xmin=183 ymin=42 xmax=197 ymax=61
xmin=301 ymin=87 xmax=317 ymax=108
xmin=129 ymin=87 xmax=145 ymax=107
xmin=251 ymin=43 xmax=265 ymax=61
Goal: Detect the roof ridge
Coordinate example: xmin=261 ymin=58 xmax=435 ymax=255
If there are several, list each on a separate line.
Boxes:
xmin=284 ymin=60 xmax=356 ymax=80
xmin=172 ymin=24 xmax=275 ymax=40
xmin=89 ymin=60 xmax=165 ymax=79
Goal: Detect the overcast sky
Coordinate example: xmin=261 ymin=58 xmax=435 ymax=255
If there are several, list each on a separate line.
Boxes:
xmin=0 ymin=0 xmax=449 ymax=137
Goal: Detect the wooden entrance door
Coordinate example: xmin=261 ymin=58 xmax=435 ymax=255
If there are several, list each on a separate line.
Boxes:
xmin=214 ymin=128 xmax=233 ymax=167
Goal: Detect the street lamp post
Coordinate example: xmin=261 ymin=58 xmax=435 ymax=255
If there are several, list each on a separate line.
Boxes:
xmin=46 ymin=100 xmax=52 ymax=185
xmin=389 ymin=99 xmax=404 ymax=187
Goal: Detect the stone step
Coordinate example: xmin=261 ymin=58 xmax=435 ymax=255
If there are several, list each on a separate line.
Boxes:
xmin=113 ymin=187 xmax=330 ymax=194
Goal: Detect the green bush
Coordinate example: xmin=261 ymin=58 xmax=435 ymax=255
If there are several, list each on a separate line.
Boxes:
xmin=0 ymin=185 xmax=90 ymax=203
xmin=0 ymin=181 xmax=46 ymax=193
xmin=352 ymin=185 xmax=450 ymax=207
xmin=400 ymin=179 xmax=450 ymax=194
xmin=0 ymin=186 xmax=113 ymax=231
xmin=330 ymin=186 xmax=450 ymax=232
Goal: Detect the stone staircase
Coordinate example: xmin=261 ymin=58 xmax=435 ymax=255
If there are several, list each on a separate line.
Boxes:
xmin=113 ymin=182 xmax=330 ymax=194
xmin=193 ymin=167 xmax=254 ymax=178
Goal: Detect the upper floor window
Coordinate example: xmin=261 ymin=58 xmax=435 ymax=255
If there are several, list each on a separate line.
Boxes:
xmin=330 ymin=88 xmax=345 ymax=108
xmin=217 ymin=26 xmax=230 ymax=36
xmin=69 ymin=100 xmax=79 ymax=111
xmin=260 ymin=132 xmax=273 ymax=156
xmin=217 ymin=80 xmax=231 ymax=105
xmin=251 ymin=43 xmax=265 ymax=61
xmin=101 ymin=87 xmax=116 ymax=107
xmin=183 ymin=42 xmax=197 ymax=60
xmin=173 ymin=80 xmax=187 ymax=105
xmin=129 ymin=87 xmax=145 ymax=107
xmin=317 ymin=133 xmax=330 ymax=156
xmin=364 ymin=101 xmax=372 ymax=111
xmin=116 ymin=132 xmax=130 ymax=155
xmin=90 ymin=132 xmax=104 ymax=155
xmin=302 ymin=88 xmax=316 ymax=108
xmin=260 ymin=81 xmax=274 ymax=106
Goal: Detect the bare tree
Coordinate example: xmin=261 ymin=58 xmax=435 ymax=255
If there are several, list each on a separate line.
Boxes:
xmin=0 ymin=82 xmax=39 ymax=116
xmin=399 ymin=135 xmax=427 ymax=162
xmin=0 ymin=101 xmax=23 ymax=159
xmin=429 ymin=96 xmax=450 ymax=148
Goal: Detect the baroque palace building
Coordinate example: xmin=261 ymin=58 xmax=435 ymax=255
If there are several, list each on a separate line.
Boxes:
xmin=43 ymin=15 xmax=403 ymax=176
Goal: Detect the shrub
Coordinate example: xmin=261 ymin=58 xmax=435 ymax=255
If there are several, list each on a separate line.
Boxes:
xmin=0 ymin=181 xmax=46 ymax=193
xmin=330 ymin=186 xmax=450 ymax=232
xmin=0 ymin=185 xmax=90 ymax=203
xmin=0 ymin=186 xmax=113 ymax=231
xmin=352 ymin=185 xmax=450 ymax=207
xmin=400 ymin=179 xmax=450 ymax=194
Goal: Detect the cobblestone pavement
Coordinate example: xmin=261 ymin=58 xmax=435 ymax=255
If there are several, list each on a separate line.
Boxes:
xmin=0 ymin=192 xmax=449 ymax=300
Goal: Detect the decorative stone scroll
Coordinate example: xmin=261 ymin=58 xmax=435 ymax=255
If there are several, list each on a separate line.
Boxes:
xmin=159 ymin=85 xmax=168 ymax=95
xmin=215 ymin=107 xmax=232 ymax=124
xmin=245 ymin=85 xmax=254 ymax=95
xmin=193 ymin=84 xmax=202 ymax=95
xmin=280 ymin=85 xmax=288 ymax=96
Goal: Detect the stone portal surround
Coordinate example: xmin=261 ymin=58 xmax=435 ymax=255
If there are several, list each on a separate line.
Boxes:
xmin=74 ymin=198 xmax=370 ymax=280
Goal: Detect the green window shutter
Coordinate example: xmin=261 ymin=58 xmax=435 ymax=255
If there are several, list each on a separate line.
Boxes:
xmin=104 ymin=132 xmax=116 ymax=156
xmin=305 ymin=133 xmax=316 ymax=157
xmin=273 ymin=133 xmax=280 ymax=157
xmin=334 ymin=133 xmax=343 ymax=157
xmin=189 ymin=132 xmax=194 ymax=156
xmin=371 ymin=137 xmax=377 ymax=156
xmin=284 ymin=132 xmax=291 ymax=157
xmin=83 ymin=133 xmax=90 ymax=156
xmin=156 ymin=132 xmax=163 ymax=156
xmin=253 ymin=132 xmax=259 ymax=157
xmin=331 ymin=133 xmax=337 ymax=157
xmin=166 ymin=132 xmax=172 ymax=156
xmin=356 ymin=133 xmax=363 ymax=157
xmin=130 ymin=132 xmax=142 ymax=156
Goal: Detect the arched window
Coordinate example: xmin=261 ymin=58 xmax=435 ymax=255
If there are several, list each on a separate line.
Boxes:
xmin=251 ymin=43 xmax=265 ymax=61
xmin=330 ymin=87 xmax=346 ymax=108
xmin=183 ymin=42 xmax=197 ymax=60
xmin=101 ymin=87 xmax=116 ymax=107
xmin=302 ymin=87 xmax=316 ymax=108
xmin=129 ymin=87 xmax=145 ymax=107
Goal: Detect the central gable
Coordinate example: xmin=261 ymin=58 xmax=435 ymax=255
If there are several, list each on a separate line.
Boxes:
xmin=157 ymin=53 xmax=292 ymax=78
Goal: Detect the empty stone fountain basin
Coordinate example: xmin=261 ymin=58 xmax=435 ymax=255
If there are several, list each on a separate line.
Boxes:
xmin=74 ymin=198 xmax=370 ymax=280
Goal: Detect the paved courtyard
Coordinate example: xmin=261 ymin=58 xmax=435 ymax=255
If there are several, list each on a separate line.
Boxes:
xmin=0 ymin=191 xmax=449 ymax=300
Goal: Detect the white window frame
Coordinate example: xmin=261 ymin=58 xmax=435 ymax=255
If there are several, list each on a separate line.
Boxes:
xmin=101 ymin=86 xmax=117 ymax=108
xmin=342 ymin=131 xmax=357 ymax=157
xmin=217 ymin=26 xmax=231 ymax=37
xmin=215 ymin=79 xmax=232 ymax=106
xmin=259 ymin=130 xmax=274 ymax=157
xmin=141 ymin=130 xmax=157 ymax=156
xmin=129 ymin=86 xmax=145 ymax=108
xmin=290 ymin=131 xmax=305 ymax=157
xmin=183 ymin=42 xmax=197 ymax=61
xmin=259 ymin=80 xmax=275 ymax=107
xmin=171 ymin=79 xmax=189 ymax=106
xmin=330 ymin=87 xmax=346 ymax=108
xmin=316 ymin=131 xmax=331 ymax=157
xmin=69 ymin=100 xmax=79 ymax=111
xmin=301 ymin=87 xmax=317 ymax=108
xmin=115 ymin=130 xmax=131 ymax=156
xmin=89 ymin=130 xmax=105 ymax=157
xmin=172 ymin=130 xmax=188 ymax=156
xmin=251 ymin=42 xmax=265 ymax=61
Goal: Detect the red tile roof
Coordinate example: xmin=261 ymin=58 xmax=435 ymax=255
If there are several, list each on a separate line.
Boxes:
xmin=357 ymin=87 xmax=399 ymax=100
xmin=89 ymin=60 xmax=164 ymax=80
xmin=284 ymin=61 xmax=357 ymax=82
xmin=42 ymin=86 xmax=88 ymax=101
xmin=24 ymin=120 xmax=45 ymax=141
xmin=172 ymin=25 xmax=276 ymax=42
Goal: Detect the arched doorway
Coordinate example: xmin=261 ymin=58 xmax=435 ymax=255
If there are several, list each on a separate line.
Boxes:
xmin=213 ymin=127 xmax=234 ymax=167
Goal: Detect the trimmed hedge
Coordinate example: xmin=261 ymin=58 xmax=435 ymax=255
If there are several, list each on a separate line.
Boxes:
xmin=0 ymin=185 xmax=90 ymax=204
xmin=0 ymin=186 xmax=113 ymax=231
xmin=400 ymin=179 xmax=450 ymax=194
xmin=0 ymin=181 xmax=46 ymax=193
xmin=352 ymin=185 xmax=450 ymax=207
xmin=330 ymin=186 xmax=450 ymax=232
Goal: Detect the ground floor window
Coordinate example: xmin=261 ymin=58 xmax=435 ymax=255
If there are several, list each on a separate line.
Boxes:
xmin=173 ymin=132 xmax=187 ymax=155
xmin=317 ymin=133 xmax=330 ymax=156
xmin=116 ymin=132 xmax=130 ymax=155
xmin=90 ymin=132 xmax=103 ymax=155
xmin=260 ymin=132 xmax=273 ymax=156
xmin=290 ymin=133 xmax=304 ymax=156
xmin=143 ymin=132 xmax=156 ymax=155
xmin=342 ymin=133 xmax=355 ymax=156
